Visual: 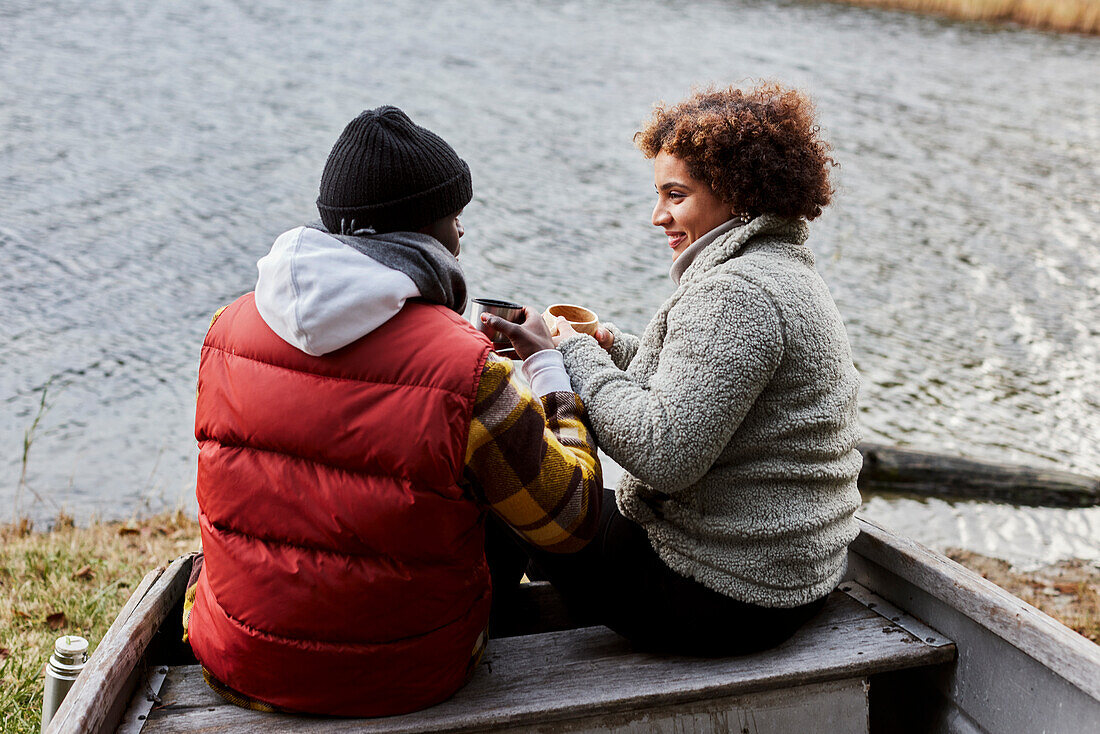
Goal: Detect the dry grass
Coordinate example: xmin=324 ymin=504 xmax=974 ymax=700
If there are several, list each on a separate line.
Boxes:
xmin=0 ymin=512 xmax=200 ymax=734
xmin=947 ymin=548 xmax=1100 ymax=643
xmin=837 ymin=0 xmax=1100 ymax=34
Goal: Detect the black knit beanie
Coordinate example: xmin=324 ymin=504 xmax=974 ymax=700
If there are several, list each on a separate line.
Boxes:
xmin=317 ymin=106 xmax=472 ymax=234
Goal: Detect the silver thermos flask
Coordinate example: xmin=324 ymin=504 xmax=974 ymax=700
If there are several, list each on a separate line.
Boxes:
xmin=41 ymin=635 xmax=88 ymax=733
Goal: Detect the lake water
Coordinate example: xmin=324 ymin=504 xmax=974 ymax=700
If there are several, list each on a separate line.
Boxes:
xmin=3 ymin=0 xmax=1098 ymax=566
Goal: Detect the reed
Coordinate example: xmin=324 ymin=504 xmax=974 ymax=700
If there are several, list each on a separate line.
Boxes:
xmin=14 ymin=383 xmax=55 ymax=524
xmin=839 ymin=0 xmax=1100 ymax=34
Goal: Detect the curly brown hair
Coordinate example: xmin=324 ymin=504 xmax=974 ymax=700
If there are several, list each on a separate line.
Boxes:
xmin=635 ymin=83 xmax=836 ymax=221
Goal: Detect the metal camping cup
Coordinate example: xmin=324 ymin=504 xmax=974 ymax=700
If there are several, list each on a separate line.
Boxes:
xmin=471 ymin=298 xmax=525 ymax=346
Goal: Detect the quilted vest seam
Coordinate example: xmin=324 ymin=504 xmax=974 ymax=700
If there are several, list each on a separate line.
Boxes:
xmin=201 ymin=576 xmax=489 ymax=648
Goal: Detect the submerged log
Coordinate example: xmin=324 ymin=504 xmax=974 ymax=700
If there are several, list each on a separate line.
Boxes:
xmin=857 ymin=443 xmax=1100 ymax=508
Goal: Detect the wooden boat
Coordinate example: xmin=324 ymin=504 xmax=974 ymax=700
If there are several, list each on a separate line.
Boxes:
xmin=43 ymin=517 xmax=1100 ymax=733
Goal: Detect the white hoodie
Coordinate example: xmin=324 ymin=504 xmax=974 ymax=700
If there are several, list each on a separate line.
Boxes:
xmin=255 ymin=226 xmax=420 ymax=357
xmin=253 ymin=226 xmax=571 ymax=394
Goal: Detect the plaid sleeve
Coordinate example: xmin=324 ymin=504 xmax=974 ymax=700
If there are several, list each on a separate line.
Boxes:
xmin=209 ymin=304 xmax=228 ymax=330
xmin=465 ymin=353 xmax=602 ymax=553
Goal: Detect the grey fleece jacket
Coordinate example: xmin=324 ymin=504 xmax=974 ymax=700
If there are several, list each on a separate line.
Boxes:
xmin=558 ymin=215 xmax=862 ymax=608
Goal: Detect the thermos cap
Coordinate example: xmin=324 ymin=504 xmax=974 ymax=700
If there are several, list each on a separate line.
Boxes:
xmin=54 ymin=636 xmax=88 ymax=657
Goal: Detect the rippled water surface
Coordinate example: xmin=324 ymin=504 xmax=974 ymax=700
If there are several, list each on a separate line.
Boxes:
xmin=3 ymin=0 xmax=1098 ymax=563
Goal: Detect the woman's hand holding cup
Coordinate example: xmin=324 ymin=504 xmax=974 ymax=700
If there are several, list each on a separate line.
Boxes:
xmin=593 ymin=326 xmax=614 ymax=352
xmin=551 ymin=317 xmax=579 ymax=346
xmin=541 ymin=303 xmax=615 ymax=352
xmin=550 ymin=318 xmax=615 ymax=355
xmin=480 ymin=306 xmax=556 ymax=361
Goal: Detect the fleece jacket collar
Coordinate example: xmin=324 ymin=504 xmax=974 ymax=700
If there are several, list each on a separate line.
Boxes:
xmin=680 ymin=214 xmax=810 ymax=287
xmin=669 ymin=218 xmax=744 ymax=285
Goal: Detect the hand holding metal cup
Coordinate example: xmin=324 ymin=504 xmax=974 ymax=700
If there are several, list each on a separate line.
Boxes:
xmin=477 ymin=304 xmax=557 ymax=361
xmin=471 ymin=298 xmax=525 ymax=348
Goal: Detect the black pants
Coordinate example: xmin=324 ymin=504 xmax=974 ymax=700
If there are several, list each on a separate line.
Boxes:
xmin=486 ymin=489 xmax=827 ymax=657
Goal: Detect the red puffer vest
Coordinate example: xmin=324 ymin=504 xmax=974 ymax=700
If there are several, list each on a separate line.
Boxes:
xmin=188 ymin=293 xmax=493 ymax=716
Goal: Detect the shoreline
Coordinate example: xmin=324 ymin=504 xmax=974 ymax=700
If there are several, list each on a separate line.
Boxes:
xmin=1 ymin=513 xmax=1096 ymax=732
xmin=832 ymin=0 xmax=1100 ymax=34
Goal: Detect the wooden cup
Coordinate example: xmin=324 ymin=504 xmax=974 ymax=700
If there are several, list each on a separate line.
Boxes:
xmin=542 ymin=303 xmax=599 ymax=337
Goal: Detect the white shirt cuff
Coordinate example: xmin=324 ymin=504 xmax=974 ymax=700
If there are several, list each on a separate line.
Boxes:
xmin=521 ymin=349 xmax=574 ymax=397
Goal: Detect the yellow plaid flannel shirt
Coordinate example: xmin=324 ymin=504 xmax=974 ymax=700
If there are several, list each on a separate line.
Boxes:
xmin=465 ymin=352 xmax=602 ymax=552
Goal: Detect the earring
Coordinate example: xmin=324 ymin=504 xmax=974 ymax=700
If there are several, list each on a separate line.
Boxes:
xmin=737 ymin=211 xmax=752 ymax=224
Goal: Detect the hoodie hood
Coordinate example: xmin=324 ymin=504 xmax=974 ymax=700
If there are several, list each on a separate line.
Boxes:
xmin=255 ymin=226 xmax=466 ymax=356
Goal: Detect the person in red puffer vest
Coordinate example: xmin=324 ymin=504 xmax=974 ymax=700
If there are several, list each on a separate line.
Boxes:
xmin=184 ymin=106 xmax=603 ymax=717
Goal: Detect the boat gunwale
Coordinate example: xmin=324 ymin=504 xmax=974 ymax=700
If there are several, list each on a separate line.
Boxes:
xmin=851 ymin=516 xmax=1100 ymax=700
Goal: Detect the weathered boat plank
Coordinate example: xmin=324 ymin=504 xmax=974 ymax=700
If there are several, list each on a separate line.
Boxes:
xmin=141 ymin=590 xmax=952 ymax=733
xmin=438 ymin=678 xmax=872 ymax=734
xmin=45 ymin=554 xmax=195 ymax=734
xmin=848 ymin=517 xmax=1100 ymax=733
xmin=147 ymin=676 xmax=873 ymax=734
xmin=484 ymin=678 xmax=870 ymax=734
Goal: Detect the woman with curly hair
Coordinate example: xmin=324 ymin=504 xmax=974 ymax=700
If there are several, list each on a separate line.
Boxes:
xmin=484 ymin=82 xmax=862 ymax=655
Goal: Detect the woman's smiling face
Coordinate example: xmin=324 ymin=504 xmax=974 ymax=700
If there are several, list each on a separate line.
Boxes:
xmin=651 ymin=150 xmax=733 ymax=260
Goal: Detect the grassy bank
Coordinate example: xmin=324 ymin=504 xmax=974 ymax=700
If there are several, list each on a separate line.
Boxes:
xmin=837 ymin=0 xmax=1100 ymax=34
xmin=2 ymin=515 xmax=1097 ymax=732
xmin=0 ymin=513 xmax=200 ymax=734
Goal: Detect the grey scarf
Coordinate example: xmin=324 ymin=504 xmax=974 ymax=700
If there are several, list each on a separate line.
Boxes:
xmin=307 ymin=222 xmax=468 ymax=315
